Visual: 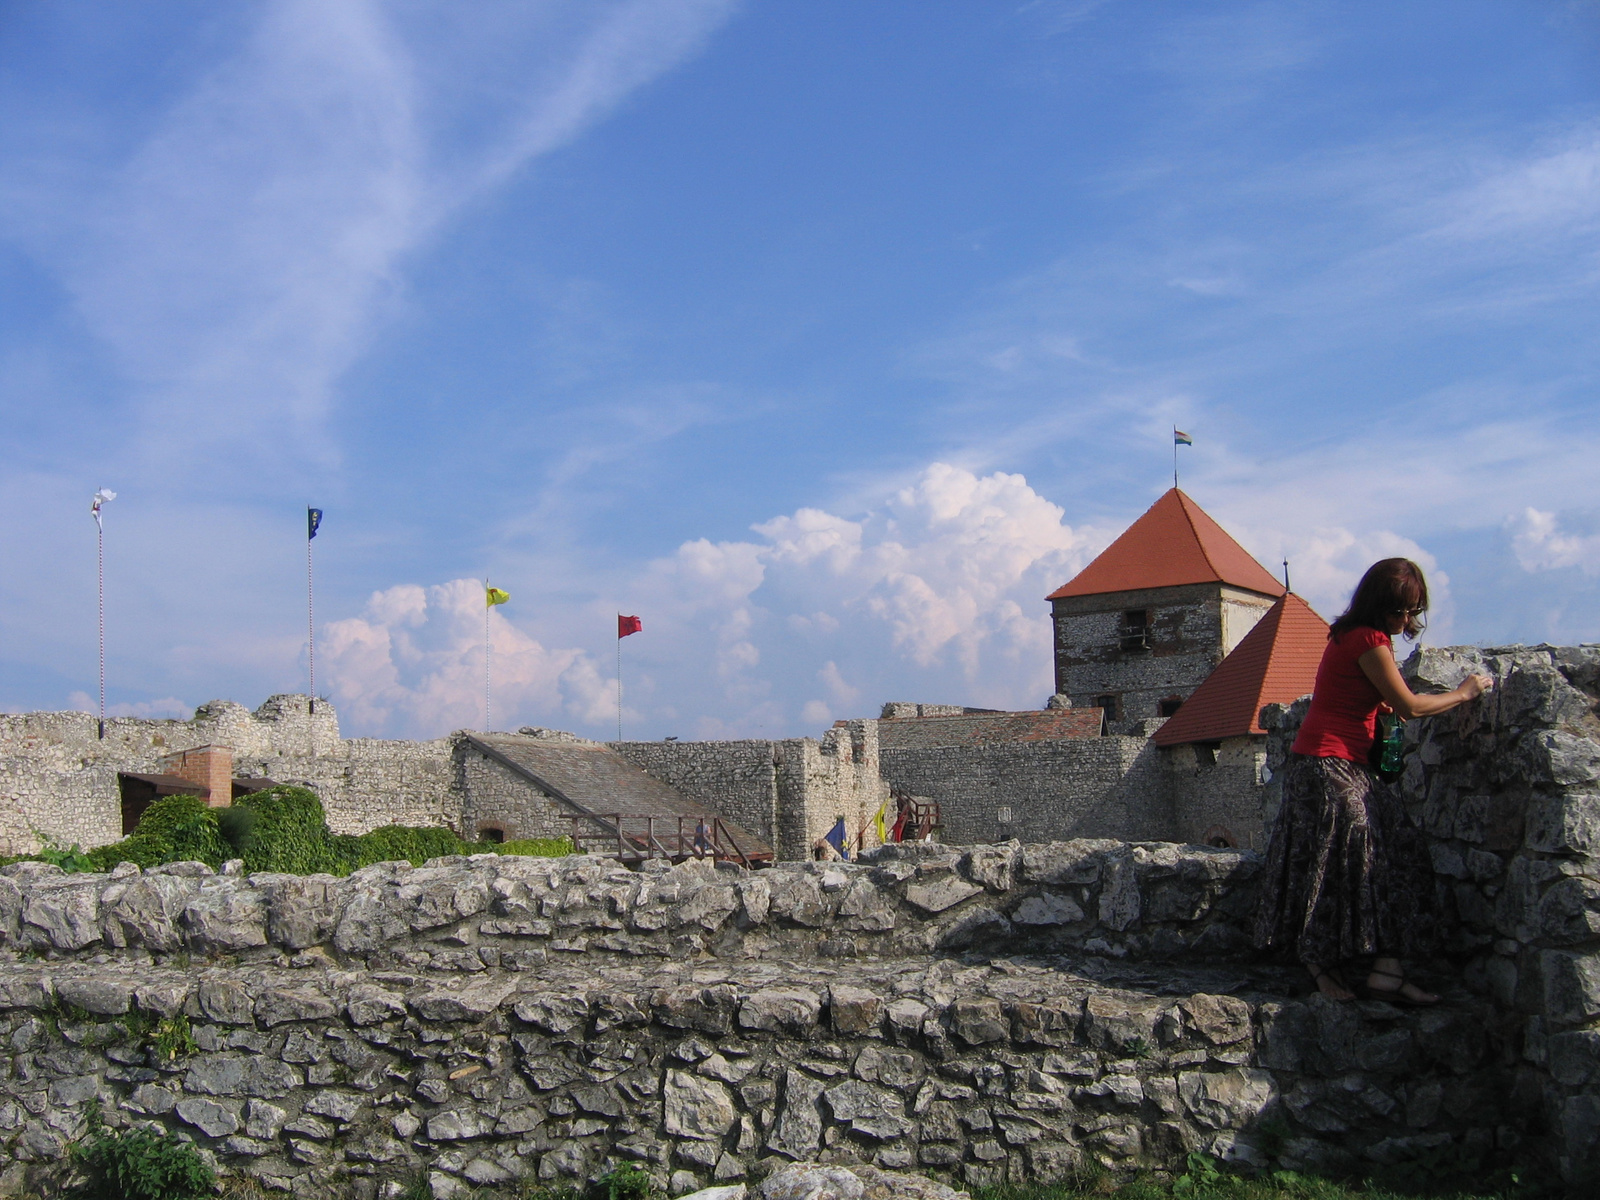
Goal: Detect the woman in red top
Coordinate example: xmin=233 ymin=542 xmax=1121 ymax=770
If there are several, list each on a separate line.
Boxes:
xmin=1253 ymin=558 xmax=1492 ymax=1003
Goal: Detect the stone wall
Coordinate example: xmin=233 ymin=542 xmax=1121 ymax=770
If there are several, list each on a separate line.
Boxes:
xmin=878 ymin=738 xmax=1171 ymax=847
xmin=611 ymin=742 xmax=781 ymax=850
xmin=1159 ymin=738 xmax=1268 ymax=851
xmin=0 ymin=699 xmax=466 ymax=855
xmin=456 ymin=745 xmax=573 ymax=844
xmin=0 ymin=837 xmax=1531 ymax=1198
xmin=1262 ymin=641 xmax=1600 ymax=1186
xmin=613 ymin=729 xmax=888 ymax=862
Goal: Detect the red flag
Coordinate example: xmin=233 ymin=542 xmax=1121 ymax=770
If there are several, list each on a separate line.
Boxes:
xmin=618 ymin=614 xmax=642 ymax=638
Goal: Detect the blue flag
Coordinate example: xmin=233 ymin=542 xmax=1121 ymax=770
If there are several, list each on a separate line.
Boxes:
xmin=825 ymin=817 xmax=849 ymax=861
xmin=308 ymin=507 xmax=323 ymax=540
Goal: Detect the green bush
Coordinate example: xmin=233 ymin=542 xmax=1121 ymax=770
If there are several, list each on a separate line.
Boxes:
xmin=67 ymin=1123 xmax=215 ymax=1200
xmin=29 ymin=783 xmax=572 ymax=879
xmin=87 ymin=795 xmax=231 ymax=873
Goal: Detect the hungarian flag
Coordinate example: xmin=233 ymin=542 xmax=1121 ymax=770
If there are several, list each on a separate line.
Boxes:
xmin=618 ymin=614 xmax=642 ymax=638
xmin=486 ymin=586 xmax=510 ymax=607
xmin=1174 ymin=430 xmax=1193 ymax=446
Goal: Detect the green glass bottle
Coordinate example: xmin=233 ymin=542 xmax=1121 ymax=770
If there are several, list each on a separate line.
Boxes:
xmin=1376 ymin=713 xmax=1405 ymax=776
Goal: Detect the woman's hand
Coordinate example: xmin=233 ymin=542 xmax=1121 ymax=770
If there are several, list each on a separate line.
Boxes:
xmin=1360 ymin=649 xmax=1494 ymax=720
xmin=1458 ymin=673 xmax=1493 ymax=700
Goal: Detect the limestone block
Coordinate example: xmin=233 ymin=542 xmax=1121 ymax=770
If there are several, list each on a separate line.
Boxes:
xmin=265 ymin=875 xmax=342 ymax=949
xmin=175 ymin=1096 xmax=240 ymax=1138
xmin=935 ymin=907 xmax=1011 ymax=951
xmin=768 ymin=874 xmax=830 ymax=927
xmin=1177 ymin=1068 xmax=1276 ymax=1130
xmin=244 ymin=1098 xmax=288 ymax=1139
xmin=1010 ymin=997 xmax=1080 ymax=1048
xmin=513 ymin=991 xmax=590 ymax=1036
xmin=333 ymin=882 xmax=410 ymax=952
xmin=903 ymin=876 xmax=981 ymax=915
xmin=950 ymin=998 xmax=1007 ymax=1046
xmin=664 ymin=1069 xmax=738 ymax=1141
xmin=653 ymin=985 xmax=738 ymax=1035
xmin=428 ymin=1108 xmax=493 ymax=1140
xmin=22 ymin=880 xmax=102 ymax=951
xmin=1178 ymin=995 xmax=1251 ymax=1046
xmin=677 ymin=885 xmax=740 ymax=932
xmin=346 ymin=985 xmax=407 ymax=1027
xmin=54 ymin=976 xmax=131 ymax=1016
xmin=768 ymin=1069 xmax=825 ymax=1160
xmin=824 ymin=1079 xmax=906 ymax=1140
xmin=197 ymin=978 xmax=256 ymax=1025
xmin=1525 ymin=791 xmax=1600 ymax=855
xmin=133 ymin=980 xmax=189 ymax=1019
xmin=959 ymin=843 xmax=1019 ymax=892
xmin=410 ymin=979 xmax=516 ymax=1022
xmin=0 ymin=876 xmax=21 ymax=943
xmin=739 ymin=988 xmax=821 ymax=1035
xmin=1543 ymin=950 xmax=1600 ymax=1027
xmin=1518 ymin=731 xmax=1600 ymax=788
xmin=1010 ymin=893 xmax=1084 ymax=926
xmin=182 ymin=886 xmax=268 ymax=952
xmin=1081 ymin=992 xmax=1163 ymax=1054
xmin=256 ymin=986 xmax=338 ymax=1027
xmin=1537 ymin=876 xmax=1600 ymax=944
xmin=1096 ymin=854 xmax=1140 ymax=932
xmin=827 ymin=986 xmax=883 ymax=1036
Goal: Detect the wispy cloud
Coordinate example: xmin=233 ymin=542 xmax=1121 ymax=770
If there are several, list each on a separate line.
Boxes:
xmin=5 ymin=0 xmax=739 ymax=472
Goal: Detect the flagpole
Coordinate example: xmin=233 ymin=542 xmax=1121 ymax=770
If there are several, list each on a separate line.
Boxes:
xmin=97 ymin=514 xmax=105 ymax=740
xmin=307 ymin=522 xmax=315 ymax=715
xmin=616 ymin=629 xmax=622 ymax=742
xmin=1173 ymin=427 xmax=1179 ymax=491
xmin=485 ymin=578 xmax=491 ymax=730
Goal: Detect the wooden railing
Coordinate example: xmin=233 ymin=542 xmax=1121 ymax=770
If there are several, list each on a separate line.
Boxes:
xmin=565 ymin=813 xmax=768 ymax=867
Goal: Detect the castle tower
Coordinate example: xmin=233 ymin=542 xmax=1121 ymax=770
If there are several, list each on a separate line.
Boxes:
xmin=1045 ymin=489 xmax=1284 ymax=726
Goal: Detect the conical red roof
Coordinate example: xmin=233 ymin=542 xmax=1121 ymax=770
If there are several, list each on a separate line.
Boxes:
xmin=1152 ymin=592 xmax=1329 ymax=746
xmin=1047 ymin=489 xmax=1285 ymax=600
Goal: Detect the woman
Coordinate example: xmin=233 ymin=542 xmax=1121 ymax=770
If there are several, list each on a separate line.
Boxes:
xmin=1253 ymin=558 xmax=1492 ymax=1004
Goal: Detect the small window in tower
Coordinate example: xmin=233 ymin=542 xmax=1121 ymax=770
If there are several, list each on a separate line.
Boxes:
xmin=1159 ymin=696 xmax=1184 ymax=718
xmin=1094 ymin=694 xmax=1120 ymax=733
xmin=477 ymin=825 xmax=506 ymax=844
xmin=1120 ymin=610 xmax=1150 ymax=652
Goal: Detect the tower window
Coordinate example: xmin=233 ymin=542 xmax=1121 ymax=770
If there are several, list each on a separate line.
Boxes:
xmin=1159 ymin=696 xmax=1184 ymax=718
xmin=1094 ymin=694 xmax=1120 ymax=733
xmin=1120 ymin=610 xmax=1150 ymax=652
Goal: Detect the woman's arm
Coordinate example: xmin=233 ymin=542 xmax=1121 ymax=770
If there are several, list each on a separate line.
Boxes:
xmin=1357 ymin=644 xmax=1492 ymax=719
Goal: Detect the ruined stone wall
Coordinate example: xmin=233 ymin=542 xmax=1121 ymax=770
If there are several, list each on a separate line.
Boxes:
xmin=879 ymin=737 xmax=1173 ymax=846
xmin=1160 ymin=738 xmax=1268 ymax=851
xmin=0 ymin=698 xmax=467 ymax=853
xmin=456 ymin=745 xmax=573 ymax=844
xmin=0 ymin=838 xmax=1528 ymax=1199
xmin=775 ymin=723 xmax=891 ymax=862
xmin=1262 ymin=641 xmax=1600 ymax=1187
xmin=611 ymin=742 xmax=781 ymax=850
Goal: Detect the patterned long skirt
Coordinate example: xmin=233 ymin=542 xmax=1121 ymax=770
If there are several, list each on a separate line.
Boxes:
xmin=1252 ymin=753 xmax=1436 ymax=967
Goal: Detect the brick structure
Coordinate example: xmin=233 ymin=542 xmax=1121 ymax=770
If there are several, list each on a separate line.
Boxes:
xmin=1046 ymin=489 xmax=1285 ymax=726
xmin=157 ymin=745 xmax=235 ymax=808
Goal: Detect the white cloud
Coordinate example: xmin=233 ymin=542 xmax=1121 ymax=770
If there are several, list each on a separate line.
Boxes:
xmin=67 ymin=692 xmax=192 ymax=720
xmin=320 ymin=578 xmax=603 ymax=736
xmin=1511 ymin=507 xmax=1600 ymax=576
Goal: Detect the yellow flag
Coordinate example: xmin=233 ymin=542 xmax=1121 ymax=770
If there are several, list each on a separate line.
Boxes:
xmin=873 ymin=800 xmax=888 ymax=845
xmin=486 ymin=586 xmax=510 ymax=608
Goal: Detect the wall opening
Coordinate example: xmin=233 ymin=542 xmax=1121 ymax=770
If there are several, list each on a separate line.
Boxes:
xmin=1119 ymin=609 xmax=1150 ymax=653
xmin=1094 ymin=694 xmax=1120 ymax=733
xmin=1201 ymin=824 xmax=1238 ymax=849
xmin=1158 ymin=696 xmax=1184 ymax=718
xmin=477 ymin=825 xmax=506 ymax=844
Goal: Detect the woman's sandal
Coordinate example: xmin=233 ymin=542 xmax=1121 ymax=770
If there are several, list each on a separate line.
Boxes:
xmin=1308 ymin=967 xmax=1354 ymax=1002
xmin=1360 ymin=969 xmax=1440 ymax=1007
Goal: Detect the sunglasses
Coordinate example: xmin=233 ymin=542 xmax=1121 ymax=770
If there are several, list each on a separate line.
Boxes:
xmin=1389 ymin=608 xmax=1424 ymax=618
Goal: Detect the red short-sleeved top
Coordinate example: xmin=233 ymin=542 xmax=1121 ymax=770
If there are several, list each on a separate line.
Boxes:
xmin=1291 ymin=626 xmax=1392 ymax=762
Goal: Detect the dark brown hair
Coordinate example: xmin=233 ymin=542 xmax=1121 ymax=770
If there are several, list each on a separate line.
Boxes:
xmin=1329 ymin=558 xmax=1429 ymax=641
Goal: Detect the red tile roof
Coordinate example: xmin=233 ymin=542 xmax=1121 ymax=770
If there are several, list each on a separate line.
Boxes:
xmin=1047 ymin=489 xmax=1286 ymax=600
xmin=1152 ymin=592 xmax=1329 ymax=745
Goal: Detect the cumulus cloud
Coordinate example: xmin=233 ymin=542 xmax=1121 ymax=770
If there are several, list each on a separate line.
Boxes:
xmin=1511 ymin=508 xmax=1600 ymax=576
xmin=320 ymin=463 xmax=1110 ymax=738
xmin=321 ymin=578 xmax=608 ymax=736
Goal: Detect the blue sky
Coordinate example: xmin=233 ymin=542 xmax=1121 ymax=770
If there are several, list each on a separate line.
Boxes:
xmin=1 ymin=1 xmax=1596 ymax=739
